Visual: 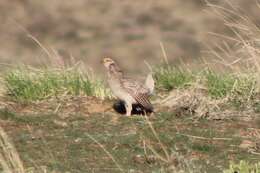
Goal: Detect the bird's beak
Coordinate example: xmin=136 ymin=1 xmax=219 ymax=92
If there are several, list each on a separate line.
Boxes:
xmin=100 ymin=59 xmax=105 ymax=64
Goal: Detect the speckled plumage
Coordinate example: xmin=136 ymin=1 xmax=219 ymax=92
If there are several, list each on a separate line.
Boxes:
xmin=102 ymin=58 xmax=154 ymax=116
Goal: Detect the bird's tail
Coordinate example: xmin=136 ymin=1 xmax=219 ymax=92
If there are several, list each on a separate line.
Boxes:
xmin=145 ymin=73 xmax=155 ymax=95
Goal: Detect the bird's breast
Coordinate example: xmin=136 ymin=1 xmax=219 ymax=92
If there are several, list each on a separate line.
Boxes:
xmin=108 ymin=78 xmax=136 ymax=103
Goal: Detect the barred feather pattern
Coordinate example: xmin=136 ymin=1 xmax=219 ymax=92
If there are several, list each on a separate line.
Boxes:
xmin=104 ymin=58 xmax=153 ymax=113
xmin=120 ymin=79 xmax=153 ymax=110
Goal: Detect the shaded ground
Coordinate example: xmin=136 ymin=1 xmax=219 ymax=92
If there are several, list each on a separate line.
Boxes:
xmin=0 ymin=97 xmax=259 ymax=172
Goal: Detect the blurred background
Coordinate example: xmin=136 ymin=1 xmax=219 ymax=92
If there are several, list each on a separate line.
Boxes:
xmin=0 ymin=0 xmax=259 ymax=74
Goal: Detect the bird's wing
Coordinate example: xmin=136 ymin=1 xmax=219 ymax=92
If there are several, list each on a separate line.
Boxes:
xmin=121 ymin=78 xmax=153 ymax=110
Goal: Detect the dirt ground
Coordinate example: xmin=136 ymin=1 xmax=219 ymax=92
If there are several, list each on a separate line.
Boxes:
xmin=0 ymin=95 xmax=259 ymax=172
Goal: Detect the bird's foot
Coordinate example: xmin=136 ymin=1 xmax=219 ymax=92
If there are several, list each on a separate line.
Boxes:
xmin=125 ymin=112 xmax=131 ymax=116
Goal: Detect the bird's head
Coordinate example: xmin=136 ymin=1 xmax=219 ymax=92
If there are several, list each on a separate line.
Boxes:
xmin=102 ymin=57 xmax=123 ymax=76
xmin=102 ymin=58 xmax=116 ymax=68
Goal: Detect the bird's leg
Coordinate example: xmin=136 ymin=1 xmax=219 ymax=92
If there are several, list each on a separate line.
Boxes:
xmin=125 ymin=102 xmax=132 ymax=116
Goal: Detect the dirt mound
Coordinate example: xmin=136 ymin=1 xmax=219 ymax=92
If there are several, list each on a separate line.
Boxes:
xmin=0 ymin=96 xmax=112 ymax=118
xmin=156 ymin=89 xmax=258 ymax=120
xmin=0 ymin=95 xmax=153 ymax=117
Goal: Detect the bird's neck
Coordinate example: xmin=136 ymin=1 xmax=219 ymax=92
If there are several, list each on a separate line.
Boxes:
xmin=108 ymin=64 xmax=124 ymax=79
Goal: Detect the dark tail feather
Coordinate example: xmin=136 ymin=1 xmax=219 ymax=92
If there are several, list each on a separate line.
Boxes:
xmin=113 ymin=100 xmax=153 ymax=115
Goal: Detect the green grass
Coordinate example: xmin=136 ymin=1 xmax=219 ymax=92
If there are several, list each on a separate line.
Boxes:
xmin=2 ymin=65 xmax=259 ymax=106
xmin=204 ymin=70 xmax=236 ymax=99
xmin=191 ymin=143 xmax=217 ymax=153
xmin=153 ymin=66 xmax=258 ymax=102
xmin=3 ymin=66 xmax=112 ymax=102
xmin=205 ymin=70 xmax=257 ymax=100
xmin=153 ymin=65 xmax=194 ymax=91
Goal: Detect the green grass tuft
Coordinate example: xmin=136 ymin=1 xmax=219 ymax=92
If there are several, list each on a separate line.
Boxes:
xmin=204 ymin=70 xmax=236 ymax=99
xmin=4 ymin=67 xmax=112 ymax=102
xmin=205 ymin=70 xmax=257 ymax=100
xmin=153 ymin=65 xmax=194 ymax=91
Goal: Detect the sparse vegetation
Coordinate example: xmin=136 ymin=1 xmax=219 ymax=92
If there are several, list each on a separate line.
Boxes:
xmin=3 ymin=66 xmax=112 ymax=102
xmin=204 ymin=70 xmax=257 ymax=101
xmin=0 ymin=108 xmax=259 ymax=173
xmin=204 ymin=70 xmax=236 ymax=99
xmin=154 ymin=67 xmax=259 ymax=105
xmin=224 ymin=161 xmax=260 ymax=173
xmin=3 ymin=64 xmax=258 ymax=109
xmin=153 ymin=65 xmax=194 ymax=91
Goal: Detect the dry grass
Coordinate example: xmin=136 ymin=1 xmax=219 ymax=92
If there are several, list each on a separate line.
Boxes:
xmin=205 ymin=1 xmax=260 ymax=72
xmin=224 ymin=161 xmax=260 ymax=173
xmin=0 ymin=126 xmax=25 ymax=173
xmin=152 ymin=1 xmax=260 ymax=121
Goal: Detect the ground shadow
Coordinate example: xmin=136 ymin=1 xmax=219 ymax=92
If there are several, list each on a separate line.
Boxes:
xmin=113 ymin=100 xmax=153 ymax=115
